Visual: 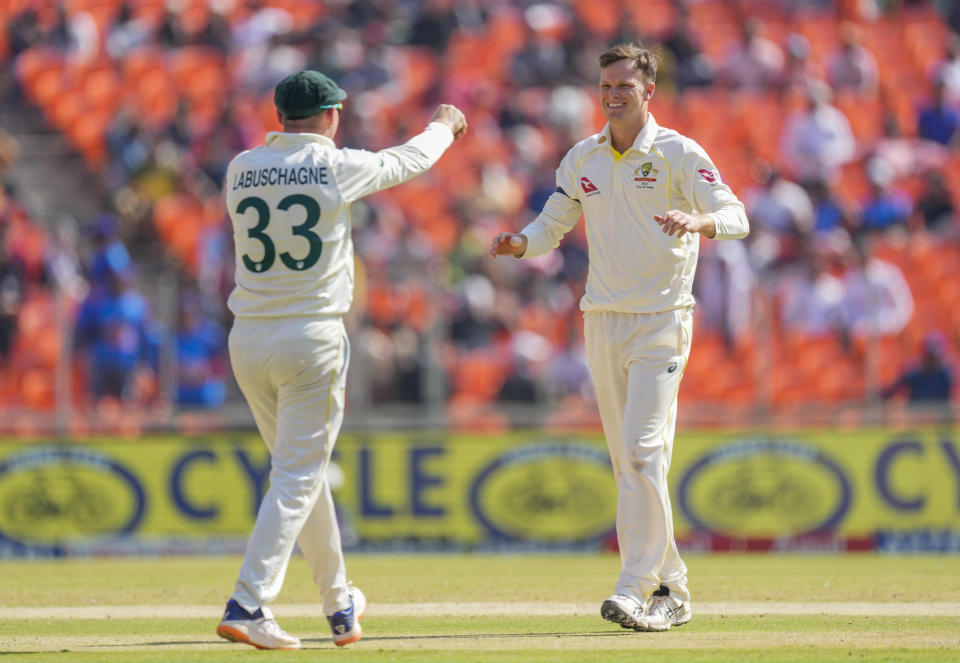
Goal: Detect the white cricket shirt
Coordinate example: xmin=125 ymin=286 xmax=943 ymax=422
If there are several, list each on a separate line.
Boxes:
xmin=520 ymin=114 xmax=749 ymax=313
xmin=225 ymin=123 xmax=454 ymax=318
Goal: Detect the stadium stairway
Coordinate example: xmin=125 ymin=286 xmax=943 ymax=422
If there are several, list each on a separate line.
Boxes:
xmin=1 ymin=98 xmax=104 ymax=227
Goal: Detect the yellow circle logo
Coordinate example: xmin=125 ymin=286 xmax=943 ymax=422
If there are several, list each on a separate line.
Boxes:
xmin=678 ymin=440 xmax=851 ymax=539
xmin=470 ymin=444 xmax=616 ymax=543
xmin=0 ymin=448 xmax=145 ymax=553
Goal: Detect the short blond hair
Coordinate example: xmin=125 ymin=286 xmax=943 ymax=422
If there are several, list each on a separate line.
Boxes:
xmin=598 ymin=43 xmax=659 ymax=84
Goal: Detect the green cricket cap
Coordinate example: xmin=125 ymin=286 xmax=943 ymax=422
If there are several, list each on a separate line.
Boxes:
xmin=274 ymin=70 xmax=347 ymax=120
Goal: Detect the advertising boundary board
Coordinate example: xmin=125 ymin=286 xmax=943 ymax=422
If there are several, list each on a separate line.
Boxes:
xmin=0 ymin=429 xmax=957 ymax=556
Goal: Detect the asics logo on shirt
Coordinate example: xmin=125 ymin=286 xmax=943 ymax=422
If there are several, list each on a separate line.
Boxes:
xmin=697 ymin=169 xmax=717 ymax=183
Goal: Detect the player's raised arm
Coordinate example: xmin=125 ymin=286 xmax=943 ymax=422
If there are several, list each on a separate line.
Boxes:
xmin=337 ymin=104 xmax=467 ymax=203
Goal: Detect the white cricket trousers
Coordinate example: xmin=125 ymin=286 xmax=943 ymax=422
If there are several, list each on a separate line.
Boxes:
xmin=584 ymin=308 xmax=693 ymax=603
xmin=228 ymin=315 xmax=351 ymax=616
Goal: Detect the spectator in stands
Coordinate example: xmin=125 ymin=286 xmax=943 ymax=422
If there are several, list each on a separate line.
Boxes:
xmin=695 ymin=237 xmax=755 ymax=346
xmin=175 ymin=293 xmax=226 ymax=408
xmin=917 ymin=78 xmax=960 ymax=146
xmin=746 ymin=162 xmax=815 ymax=236
xmin=86 ymin=213 xmax=133 ymax=291
xmin=932 ymin=32 xmax=960 ymax=106
xmin=510 ymin=17 xmax=569 ymax=89
xmin=776 ymin=234 xmax=846 ymax=337
xmin=744 ymin=162 xmax=814 ymax=270
xmin=660 ymin=4 xmax=715 ymax=92
xmin=105 ymin=1 xmax=152 ymax=60
xmin=17 ymin=0 xmax=960 ymax=420
xmin=105 ymin=110 xmax=152 ymax=188
xmin=156 ymin=3 xmax=187 ymax=48
xmin=6 ymin=7 xmax=44 ymax=58
xmin=45 ymin=214 xmax=88 ymax=301
xmin=720 ymin=18 xmax=784 ymax=91
xmin=449 ymin=274 xmax=502 ymax=350
xmin=840 ymin=238 xmax=914 ymax=339
xmin=781 ymin=33 xmax=824 ymax=97
xmin=48 ymin=3 xmax=100 ymax=63
xmin=779 ymin=79 xmax=855 ymax=184
xmin=882 ymin=332 xmax=954 ymax=406
xmin=826 ymin=22 xmax=878 ymax=96
xmin=497 ymin=354 xmax=539 ymax=404
xmin=406 ymin=0 xmax=462 ymax=54
xmin=196 ymin=3 xmax=234 ymax=53
xmin=74 ymin=265 xmax=159 ymax=403
xmin=912 ymin=170 xmax=956 ymax=235
xmin=807 ymin=177 xmax=853 ymax=234
xmin=857 ymin=160 xmax=912 ymax=234
xmin=543 ymin=326 xmax=591 ymax=400
xmin=873 ymin=110 xmax=949 ymax=178
xmin=234 ymin=32 xmax=307 ymax=94
xmin=0 ymin=225 xmax=25 ymax=365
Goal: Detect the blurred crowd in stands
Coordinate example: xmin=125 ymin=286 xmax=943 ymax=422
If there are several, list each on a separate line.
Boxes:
xmin=1 ymin=0 xmax=958 ymax=427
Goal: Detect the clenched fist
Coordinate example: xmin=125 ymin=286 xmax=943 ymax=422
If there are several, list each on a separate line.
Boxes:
xmin=431 ymin=104 xmax=468 ymax=139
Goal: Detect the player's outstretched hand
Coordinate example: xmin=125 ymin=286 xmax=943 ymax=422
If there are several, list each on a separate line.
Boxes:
xmin=489 ymin=232 xmax=527 ymax=258
xmin=431 ymin=104 xmax=468 ymax=140
xmin=653 ymin=210 xmax=716 ymax=239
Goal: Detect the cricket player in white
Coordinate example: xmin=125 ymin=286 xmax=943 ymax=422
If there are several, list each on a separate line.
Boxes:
xmin=491 ymin=43 xmax=749 ymax=631
xmin=216 ymin=70 xmax=466 ymax=649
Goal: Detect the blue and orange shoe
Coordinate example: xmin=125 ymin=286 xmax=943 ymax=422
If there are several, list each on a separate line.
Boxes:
xmin=327 ymin=585 xmax=366 ymax=646
xmin=216 ymin=599 xmax=301 ymax=650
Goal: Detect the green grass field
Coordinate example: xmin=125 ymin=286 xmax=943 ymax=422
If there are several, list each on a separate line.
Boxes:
xmin=2 ymin=553 xmax=960 ymax=661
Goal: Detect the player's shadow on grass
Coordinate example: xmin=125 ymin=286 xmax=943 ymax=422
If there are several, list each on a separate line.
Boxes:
xmin=309 ymin=631 xmax=637 ymax=643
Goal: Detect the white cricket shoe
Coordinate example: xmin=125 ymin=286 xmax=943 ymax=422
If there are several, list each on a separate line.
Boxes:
xmin=600 ymin=593 xmax=645 ymax=629
xmin=634 ymin=587 xmax=691 ymax=632
xmin=328 ymin=584 xmax=366 ymax=646
xmin=217 ymin=599 xmax=301 ymax=649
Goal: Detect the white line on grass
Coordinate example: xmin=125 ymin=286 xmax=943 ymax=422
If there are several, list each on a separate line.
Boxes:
xmin=2 ymin=602 xmax=960 ymax=619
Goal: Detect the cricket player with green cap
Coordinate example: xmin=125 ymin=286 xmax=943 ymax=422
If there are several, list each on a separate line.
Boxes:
xmin=216 ymin=70 xmax=466 ymax=650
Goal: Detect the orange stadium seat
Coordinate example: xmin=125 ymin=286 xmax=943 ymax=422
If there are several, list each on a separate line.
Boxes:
xmin=263 ymin=0 xmax=326 ymax=25
xmin=122 ymin=48 xmax=166 ymax=84
xmin=20 ymin=367 xmax=55 ymax=410
xmin=15 ymin=48 xmax=61 ymax=98
xmin=47 ymin=88 xmax=84 ymax=132
xmin=67 ymin=112 xmax=111 ymax=170
xmin=132 ymin=68 xmax=177 ymax=128
xmin=627 ymin=0 xmax=676 ymax=39
xmin=129 ymin=0 xmax=165 ymax=25
xmin=487 ymin=10 xmax=525 ymax=56
xmin=573 ymin=0 xmax=621 ymax=39
xmin=835 ymin=92 xmax=883 ymax=142
xmin=28 ymin=67 xmax=66 ymax=111
xmin=451 ymin=351 xmax=507 ymax=401
xmin=81 ymin=67 xmax=122 ymax=115
xmin=397 ymin=47 xmax=439 ymax=104
xmin=795 ymin=14 xmax=840 ymax=69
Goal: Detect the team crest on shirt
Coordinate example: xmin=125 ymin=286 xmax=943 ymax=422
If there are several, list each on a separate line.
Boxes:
xmin=633 ymin=161 xmax=659 ymax=189
xmin=580 ymin=176 xmax=601 ymax=196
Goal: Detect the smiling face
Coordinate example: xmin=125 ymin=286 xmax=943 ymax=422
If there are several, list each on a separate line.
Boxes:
xmin=599 ymin=59 xmax=654 ymax=127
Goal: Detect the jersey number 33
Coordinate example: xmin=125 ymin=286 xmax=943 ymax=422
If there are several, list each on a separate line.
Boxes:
xmin=235 ymin=194 xmax=323 ymax=273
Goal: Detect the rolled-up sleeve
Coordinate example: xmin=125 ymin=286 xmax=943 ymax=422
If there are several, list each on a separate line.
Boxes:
xmin=337 ymin=122 xmax=455 ymax=203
